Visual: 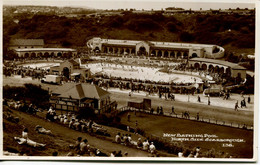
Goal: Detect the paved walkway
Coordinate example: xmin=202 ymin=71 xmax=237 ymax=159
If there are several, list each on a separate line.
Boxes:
xmin=4 ymin=75 xmax=254 ymax=111
xmin=107 ymin=88 xmax=254 ymax=111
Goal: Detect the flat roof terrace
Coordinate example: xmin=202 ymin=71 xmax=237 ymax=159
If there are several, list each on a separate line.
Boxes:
xmin=14 ymin=48 xmax=77 ymax=52
xmin=100 ymin=38 xmax=216 ymax=49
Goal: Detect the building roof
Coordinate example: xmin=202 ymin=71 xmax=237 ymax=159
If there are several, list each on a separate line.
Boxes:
xmin=10 ymin=39 xmax=44 ymax=46
xmin=52 ymin=83 xmax=110 ymax=100
xmin=98 ymin=38 xmax=216 ymax=48
xmin=189 ymin=58 xmax=246 ymax=70
xmin=68 ymin=59 xmax=79 ymax=66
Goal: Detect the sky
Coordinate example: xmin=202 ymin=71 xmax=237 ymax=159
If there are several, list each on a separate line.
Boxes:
xmin=3 ymin=0 xmax=256 ymax=10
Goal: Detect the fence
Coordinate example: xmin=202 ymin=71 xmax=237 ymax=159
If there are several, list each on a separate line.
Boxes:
xmin=118 ymin=106 xmax=253 ymax=130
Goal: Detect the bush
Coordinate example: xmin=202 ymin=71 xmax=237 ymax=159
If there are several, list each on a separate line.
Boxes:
xmin=3 ymin=84 xmax=50 ymax=109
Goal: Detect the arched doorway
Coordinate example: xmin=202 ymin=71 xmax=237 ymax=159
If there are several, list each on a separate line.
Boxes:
xmin=109 ymin=47 xmax=113 ymax=53
xmin=94 ymin=47 xmax=100 ymax=53
xmin=192 ymin=53 xmax=198 ymax=58
xmin=118 ymin=48 xmax=123 ymax=54
xmin=37 ymin=52 xmax=43 ymax=57
xmin=194 ymin=63 xmax=200 ymax=70
xmin=219 ymin=67 xmax=224 ymax=74
xmin=177 ymin=52 xmax=181 ymax=58
xmin=50 ymin=52 xmax=55 ymax=57
xmin=125 ymin=48 xmax=130 ymax=54
xmin=202 ymin=64 xmax=207 ymax=70
xmin=114 ymin=48 xmax=118 ymax=54
xmin=31 ymin=53 xmax=36 ymax=58
xmin=208 ymin=65 xmax=214 ymax=72
xmin=131 ymin=48 xmax=135 ymax=54
xmin=57 ymin=52 xmax=62 ymax=57
xmin=164 ymin=51 xmax=169 ymax=57
xmin=214 ymin=66 xmax=219 ymax=73
xmin=63 ymin=67 xmax=70 ymax=80
xmin=151 ymin=50 xmax=156 ymax=56
xmin=62 ymin=53 xmax=68 ymax=58
xmin=170 ymin=52 xmax=175 ymax=58
xmin=24 ymin=53 xmax=29 ymax=58
xmin=44 ymin=52 xmax=50 ymax=58
xmin=157 ymin=50 xmax=162 ymax=57
xmin=138 ymin=47 xmax=147 ymax=56
xmin=183 ymin=52 xmax=189 ymax=59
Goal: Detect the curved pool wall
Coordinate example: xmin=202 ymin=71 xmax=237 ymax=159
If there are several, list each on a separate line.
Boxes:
xmin=19 ymin=62 xmax=211 ymax=84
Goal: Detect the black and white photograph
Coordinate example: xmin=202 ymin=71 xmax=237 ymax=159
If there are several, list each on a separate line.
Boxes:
xmin=1 ymin=0 xmax=257 ymax=161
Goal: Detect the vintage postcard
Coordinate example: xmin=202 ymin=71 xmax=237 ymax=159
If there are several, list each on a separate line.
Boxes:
xmin=1 ymin=0 xmax=258 ymax=162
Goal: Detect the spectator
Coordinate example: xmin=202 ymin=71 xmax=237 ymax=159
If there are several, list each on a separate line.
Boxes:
xmin=143 ymin=139 xmax=149 ymax=151
xmin=197 ymin=95 xmax=201 ymax=102
xmin=22 ymin=127 xmax=28 ymax=139
xmin=248 ymin=95 xmax=251 ymax=104
xmin=110 ymin=151 xmax=116 ymax=157
xmin=115 ymin=133 xmax=121 ymax=144
xmin=95 ymin=149 xmax=107 ymax=156
xmin=178 ymin=152 xmax=184 ymax=158
xmin=124 ymin=134 xmax=130 ymax=146
xmin=79 ymin=139 xmax=89 ymax=156
xmin=150 ymin=108 xmax=154 ymax=114
xmin=14 ymin=137 xmax=46 ymax=147
xmin=64 ymin=117 xmax=69 ymax=125
xmin=124 ymin=152 xmax=128 ymax=157
xmin=156 ymin=106 xmax=160 ymax=114
xmin=235 ymin=101 xmax=239 ymax=111
xmin=69 ymin=119 xmax=75 ymax=129
xmin=128 ymin=134 xmax=132 ymax=144
xmin=127 ymin=112 xmax=131 ymax=122
xmin=52 ymin=151 xmax=58 ymax=156
xmin=115 ymin=150 xmax=123 ymax=157
xmin=149 ymin=142 xmax=156 ymax=154
xmin=188 ymin=151 xmax=194 ymax=158
xmin=35 ymin=125 xmax=52 ymax=135
xmin=74 ymin=137 xmax=82 ymax=153
xmin=171 ymin=106 xmax=175 ymax=115
xmin=243 ymin=98 xmax=247 ymax=108
xmin=160 ymin=106 xmax=164 ymax=115
xmin=66 ymin=144 xmax=75 ymax=156
xmin=60 ymin=115 xmax=64 ymax=123
xmin=194 ymin=147 xmax=200 ymax=158
xmin=137 ymin=138 xmax=143 ymax=149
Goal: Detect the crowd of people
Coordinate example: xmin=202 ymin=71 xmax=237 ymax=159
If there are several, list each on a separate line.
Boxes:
xmin=3 ymin=63 xmax=48 ymax=79
xmin=46 ymin=107 xmax=109 ymax=136
xmin=234 ymin=95 xmax=250 ymax=111
xmin=114 ymin=132 xmax=157 ymax=156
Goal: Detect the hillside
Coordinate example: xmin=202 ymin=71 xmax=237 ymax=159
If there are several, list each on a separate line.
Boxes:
xmin=3 ymin=11 xmax=255 ymax=55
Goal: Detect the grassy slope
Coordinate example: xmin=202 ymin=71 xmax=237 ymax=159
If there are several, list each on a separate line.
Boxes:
xmin=3 ymin=106 xmax=152 ymax=157
xmin=119 ymin=111 xmax=253 ymax=158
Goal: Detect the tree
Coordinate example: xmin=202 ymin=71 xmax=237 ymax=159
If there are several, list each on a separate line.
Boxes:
xmin=166 ymin=22 xmax=178 ymax=32
xmin=180 ymin=31 xmax=194 ymax=42
xmin=4 ymin=49 xmax=18 ymax=60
